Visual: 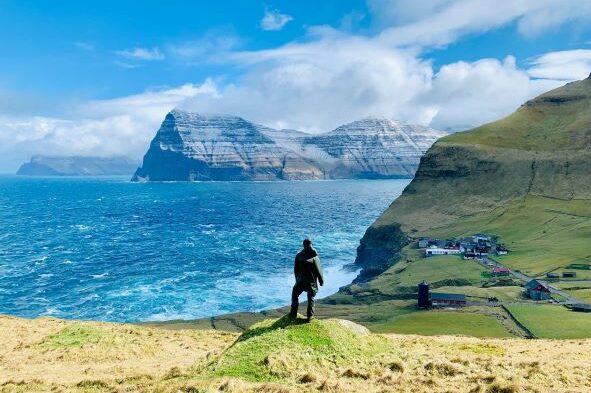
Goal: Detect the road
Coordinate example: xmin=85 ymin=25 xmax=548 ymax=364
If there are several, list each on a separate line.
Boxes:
xmin=481 ymin=256 xmax=587 ymax=305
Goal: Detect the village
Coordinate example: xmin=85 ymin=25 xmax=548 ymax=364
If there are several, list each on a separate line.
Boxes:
xmin=415 ymin=233 xmax=591 ymax=313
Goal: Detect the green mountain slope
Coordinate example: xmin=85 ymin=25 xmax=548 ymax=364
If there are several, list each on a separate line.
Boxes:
xmin=356 ymin=74 xmax=591 ymax=279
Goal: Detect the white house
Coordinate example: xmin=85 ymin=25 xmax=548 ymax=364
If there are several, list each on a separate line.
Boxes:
xmin=425 ymin=247 xmax=461 ymax=257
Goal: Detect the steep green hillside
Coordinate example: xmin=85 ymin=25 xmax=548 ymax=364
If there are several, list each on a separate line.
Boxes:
xmin=355 ymin=75 xmax=591 ymax=278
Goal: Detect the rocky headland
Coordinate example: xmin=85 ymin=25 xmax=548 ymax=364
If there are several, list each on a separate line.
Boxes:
xmin=131 ymin=110 xmax=446 ymax=181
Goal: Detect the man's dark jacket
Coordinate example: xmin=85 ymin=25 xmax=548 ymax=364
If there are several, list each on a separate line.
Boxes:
xmin=294 ymin=248 xmax=324 ymax=287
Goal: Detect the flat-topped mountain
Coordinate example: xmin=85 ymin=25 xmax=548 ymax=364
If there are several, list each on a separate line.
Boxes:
xmin=17 ymin=155 xmax=139 ymax=176
xmin=355 ymin=74 xmax=591 ymax=279
xmin=303 ymin=118 xmax=446 ymax=178
xmin=131 ymin=110 xmax=446 ymax=181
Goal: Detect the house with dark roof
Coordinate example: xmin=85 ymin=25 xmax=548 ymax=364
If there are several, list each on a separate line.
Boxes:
xmin=430 ymin=292 xmax=467 ymax=307
xmin=524 ymin=279 xmax=551 ymax=300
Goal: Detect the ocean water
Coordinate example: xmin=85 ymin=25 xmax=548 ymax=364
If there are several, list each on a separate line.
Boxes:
xmin=0 ymin=176 xmax=409 ymax=322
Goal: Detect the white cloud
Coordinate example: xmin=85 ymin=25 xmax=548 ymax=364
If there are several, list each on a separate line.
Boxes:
xmin=3 ymin=0 xmax=590 ymax=172
xmin=370 ymin=0 xmax=591 ymax=48
xmin=180 ymin=24 xmax=574 ymax=134
xmin=260 ymin=9 xmax=293 ymax=31
xmin=116 ymin=46 xmax=165 ymax=61
xmin=527 ymin=49 xmax=591 ymax=81
xmin=424 ymin=56 xmax=562 ymax=130
xmin=0 ymin=82 xmax=217 ymax=172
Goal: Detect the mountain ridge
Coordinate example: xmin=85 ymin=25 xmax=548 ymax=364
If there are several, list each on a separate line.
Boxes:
xmin=16 ymin=155 xmax=139 ymax=176
xmin=132 ymin=111 xmax=447 ymax=181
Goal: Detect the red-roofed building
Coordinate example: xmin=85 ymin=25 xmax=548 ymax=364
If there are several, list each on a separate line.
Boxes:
xmin=493 ymin=266 xmax=511 ymax=276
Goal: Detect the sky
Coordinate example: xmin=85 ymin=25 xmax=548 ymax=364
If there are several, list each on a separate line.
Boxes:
xmin=1 ymin=0 xmax=591 ymax=172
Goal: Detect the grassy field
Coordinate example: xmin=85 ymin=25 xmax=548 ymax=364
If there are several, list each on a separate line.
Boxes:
xmin=370 ymin=310 xmax=512 ymax=337
xmin=554 ymin=283 xmax=591 ymax=303
xmin=3 ymin=314 xmax=591 ymax=392
xmin=434 ymin=285 xmax=524 ymax=301
xmin=367 ymin=254 xmax=487 ymax=295
xmin=505 ymin=304 xmax=591 ymax=339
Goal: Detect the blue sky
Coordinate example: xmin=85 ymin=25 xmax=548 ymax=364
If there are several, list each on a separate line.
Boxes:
xmin=1 ymin=0 xmax=591 ymax=171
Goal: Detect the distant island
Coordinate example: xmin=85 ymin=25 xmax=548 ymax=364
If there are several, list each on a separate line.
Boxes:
xmin=131 ymin=110 xmax=447 ymax=181
xmin=17 ymin=155 xmax=139 ymax=176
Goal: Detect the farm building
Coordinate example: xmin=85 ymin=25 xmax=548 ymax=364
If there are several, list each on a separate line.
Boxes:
xmin=493 ymin=266 xmax=511 ymax=276
xmin=431 ymin=293 xmax=467 ymax=307
xmin=562 ymin=271 xmax=577 ymax=278
xmin=496 ymin=246 xmax=509 ymax=255
xmin=524 ymin=279 xmax=551 ymax=301
xmin=546 ymin=272 xmax=559 ymax=279
xmin=572 ymin=304 xmax=591 ymax=313
xmin=425 ymin=247 xmax=461 ymax=257
xmin=418 ymin=237 xmax=430 ymax=248
xmin=473 ymin=234 xmax=491 ymax=242
xmin=463 ymin=252 xmax=477 ymax=260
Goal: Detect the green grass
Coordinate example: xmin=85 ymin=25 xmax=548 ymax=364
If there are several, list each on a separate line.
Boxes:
xmin=368 ymin=255 xmax=487 ymax=295
xmin=444 ymin=77 xmax=591 ymax=151
xmin=209 ymin=315 xmax=391 ymax=382
xmin=505 ymin=304 xmax=591 ymax=339
xmin=434 ymin=285 xmax=524 ymax=301
xmin=554 ymin=284 xmax=591 ymax=303
xmin=372 ymin=311 xmax=512 ymax=338
xmin=38 ymin=325 xmax=105 ymax=348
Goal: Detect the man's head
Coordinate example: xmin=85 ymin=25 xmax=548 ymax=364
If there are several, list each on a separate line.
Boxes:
xmin=303 ymin=238 xmax=312 ymax=249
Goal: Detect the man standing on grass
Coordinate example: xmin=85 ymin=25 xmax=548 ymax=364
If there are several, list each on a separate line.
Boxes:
xmin=290 ymin=238 xmax=324 ymax=322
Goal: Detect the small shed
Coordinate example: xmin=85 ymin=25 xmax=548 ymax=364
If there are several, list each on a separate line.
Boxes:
xmin=431 ymin=292 xmax=467 ymax=307
xmin=562 ymin=271 xmax=577 ymax=278
xmin=418 ymin=237 xmax=430 ymax=248
xmin=546 ymin=272 xmax=559 ymax=279
xmin=496 ymin=246 xmax=509 ymax=255
xmin=572 ymin=304 xmax=591 ymax=313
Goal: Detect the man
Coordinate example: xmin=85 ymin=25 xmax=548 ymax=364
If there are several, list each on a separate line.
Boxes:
xmin=290 ymin=238 xmax=324 ymax=322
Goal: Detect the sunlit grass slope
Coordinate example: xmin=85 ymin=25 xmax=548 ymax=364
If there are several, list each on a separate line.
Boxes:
xmin=505 ymin=304 xmax=591 ymax=339
xmin=3 ymin=315 xmax=591 ymax=392
xmin=445 ymin=77 xmax=591 ymax=150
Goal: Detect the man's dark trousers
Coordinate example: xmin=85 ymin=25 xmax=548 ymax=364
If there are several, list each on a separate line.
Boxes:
xmin=290 ymin=281 xmax=317 ymax=318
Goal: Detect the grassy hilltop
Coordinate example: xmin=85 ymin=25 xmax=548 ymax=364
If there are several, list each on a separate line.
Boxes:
xmin=3 ymin=314 xmax=591 ymax=393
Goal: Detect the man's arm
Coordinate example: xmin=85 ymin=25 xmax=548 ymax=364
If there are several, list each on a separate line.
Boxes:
xmin=294 ymin=256 xmax=298 ymax=279
xmin=314 ymin=257 xmax=324 ymax=286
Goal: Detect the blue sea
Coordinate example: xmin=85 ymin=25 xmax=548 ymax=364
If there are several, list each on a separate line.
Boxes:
xmin=0 ymin=177 xmax=409 ymax=322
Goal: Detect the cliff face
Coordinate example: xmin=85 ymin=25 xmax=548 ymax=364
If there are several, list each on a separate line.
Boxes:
xmin=355 ymin=75 xmax=591 ymax=278
xmin=132 ymin=111 xmax=446 ymax=181
xmin=303 ymin=118 xmax=446 ymax=179
xmin=17 ymin=156 xmax=139 ymax=176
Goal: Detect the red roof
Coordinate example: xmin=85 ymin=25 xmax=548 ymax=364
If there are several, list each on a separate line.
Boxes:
xmin=493 ymin=267 xmax=510 ymax=273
